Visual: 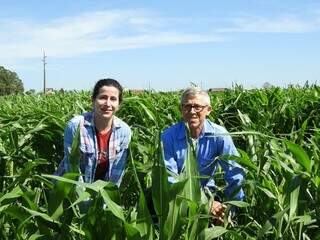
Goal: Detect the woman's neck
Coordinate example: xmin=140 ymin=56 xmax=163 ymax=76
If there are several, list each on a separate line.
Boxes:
xmin=94 ymin=115 xmax=113 ymax=133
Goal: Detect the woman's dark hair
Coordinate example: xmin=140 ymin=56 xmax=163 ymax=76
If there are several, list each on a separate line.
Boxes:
xmin=92 ymin=78 xmax=123 ymax=103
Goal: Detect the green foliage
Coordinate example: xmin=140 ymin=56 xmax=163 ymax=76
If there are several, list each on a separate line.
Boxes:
xmin=0 ymin=66 xmax=24 ymax=95
xmin=0 ymin=86 xmax=320 ymax=239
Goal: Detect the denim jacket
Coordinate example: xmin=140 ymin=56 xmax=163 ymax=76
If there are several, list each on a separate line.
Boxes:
xmin=55 ymin=112 xmax=132 ymax=186
xmin=161 ymin=119 xmax=245 ymax=200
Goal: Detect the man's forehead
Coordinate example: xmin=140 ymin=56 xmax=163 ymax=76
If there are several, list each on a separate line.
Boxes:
xmin=183 ymin=95 xmax=206 ymax=104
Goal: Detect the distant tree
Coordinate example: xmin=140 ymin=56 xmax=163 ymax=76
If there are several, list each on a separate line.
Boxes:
xmin=263 ymin=82 xmax=273 ymax=89
xmin=25 ymin=89 xmax=36 ymax=95
xmin=0 ymin=66 xmax=24 ymax=95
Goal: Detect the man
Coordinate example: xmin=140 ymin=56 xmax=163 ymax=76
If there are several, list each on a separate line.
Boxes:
xmin=161 ymin=86 xmax=245 ymax=224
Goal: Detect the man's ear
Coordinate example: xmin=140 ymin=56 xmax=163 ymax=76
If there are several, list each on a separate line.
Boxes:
xmin=206 ymin=105 xmax=212 ymax=116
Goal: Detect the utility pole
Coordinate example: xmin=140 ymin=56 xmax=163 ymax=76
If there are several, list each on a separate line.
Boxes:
xmin=42 ymin=51 xmax=47 ymax=94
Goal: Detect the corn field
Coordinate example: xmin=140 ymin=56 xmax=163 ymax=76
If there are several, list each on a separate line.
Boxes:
xmin=0 ymin=86 xmax=319 ymax=239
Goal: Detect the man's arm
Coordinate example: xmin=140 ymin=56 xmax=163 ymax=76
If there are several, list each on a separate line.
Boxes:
xmin=208 ymin=133 xmax=245 ymax=225
xmin=218 ymin=134 xmax=245 ymax=201
xmin=160 ymin=131 xmax=179 ymax=183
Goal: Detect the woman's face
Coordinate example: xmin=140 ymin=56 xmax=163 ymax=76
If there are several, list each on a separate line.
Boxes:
xmin=93 ymin=85 xmax=120 ymax=121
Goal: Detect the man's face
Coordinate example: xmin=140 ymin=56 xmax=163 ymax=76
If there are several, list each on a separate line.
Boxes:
xmin=180 ymin=95 xmax=212 ymax=131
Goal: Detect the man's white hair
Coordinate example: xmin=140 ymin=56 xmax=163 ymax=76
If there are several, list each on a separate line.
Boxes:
xmin=180 ymin=86 xmax=211 ymax=106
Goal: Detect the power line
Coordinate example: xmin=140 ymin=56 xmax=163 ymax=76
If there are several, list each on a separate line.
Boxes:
xmin=42 ymin=51 xmax=47 ymax=94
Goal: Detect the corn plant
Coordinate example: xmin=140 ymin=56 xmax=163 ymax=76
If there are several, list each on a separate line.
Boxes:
xmin=1 ymin=85 xmax=320 ymax=239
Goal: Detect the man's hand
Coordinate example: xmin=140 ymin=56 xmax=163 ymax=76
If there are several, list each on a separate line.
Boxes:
xmin=210 ymin=200 xmax=227 ymax=225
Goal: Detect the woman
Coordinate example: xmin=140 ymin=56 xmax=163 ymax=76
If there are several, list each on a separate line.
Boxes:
xmin=55 ymin=78 xmax=131 ymax=186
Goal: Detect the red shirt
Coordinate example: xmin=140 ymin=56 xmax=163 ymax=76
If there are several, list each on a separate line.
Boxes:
xmin=95 ymin=128 xmax=112 ymax=180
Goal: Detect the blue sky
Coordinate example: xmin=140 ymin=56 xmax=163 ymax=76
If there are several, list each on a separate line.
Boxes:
xmin=1 ymin=0 xmax=320 ymax=91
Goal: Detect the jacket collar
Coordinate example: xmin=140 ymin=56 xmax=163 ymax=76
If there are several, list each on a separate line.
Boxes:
xmin=177 ymin=119 xmax=215 ymax=140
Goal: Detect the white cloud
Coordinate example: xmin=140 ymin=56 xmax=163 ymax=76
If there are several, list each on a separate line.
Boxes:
xmin=0 ymin=10 xmax=222 ymax=59
xmin=218 ymin=14 xmax=320 ymax=33
xmin=2 ymin=8 xmax=319 ymax=60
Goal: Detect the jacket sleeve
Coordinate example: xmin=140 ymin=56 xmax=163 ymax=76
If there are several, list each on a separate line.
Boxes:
xmin=218 ymin=134 xmax=245 ymax=200
xmin=54 ymin=120 xmax=77 ymax=176
xmin=161 ymin=130 xmax=179 ymax=183
xmin=110 ymin=128 xmax=132 ymax=187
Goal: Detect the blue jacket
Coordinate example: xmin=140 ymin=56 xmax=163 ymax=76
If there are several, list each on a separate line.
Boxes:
xmin=55 ymin=112 xmax=132 ymax=186
xmin=161 ymin=119 xmax=245 ymax=200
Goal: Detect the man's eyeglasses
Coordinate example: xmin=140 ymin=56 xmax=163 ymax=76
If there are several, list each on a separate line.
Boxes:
xmin=182 ymin=104 xmax=207 ymax=113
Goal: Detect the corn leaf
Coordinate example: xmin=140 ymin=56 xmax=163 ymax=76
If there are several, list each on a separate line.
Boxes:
xmin=200 ymin=226 xmax=228 ymax=240
xmin=152 ymin=141 xmax=170 ymax=240
xmin=100 ymin=188 xmax=125 ymax=221
xmin=285 ymin=140 xmax=311 ymax=173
